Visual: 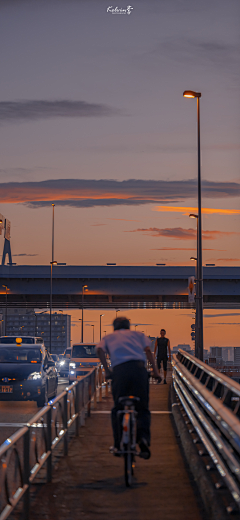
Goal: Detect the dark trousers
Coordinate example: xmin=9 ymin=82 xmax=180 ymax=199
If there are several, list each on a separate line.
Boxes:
xmin=157 ymin=356 xmax=168 ymax=372
xmin=111 ymin=360 xmax=151 ymax=448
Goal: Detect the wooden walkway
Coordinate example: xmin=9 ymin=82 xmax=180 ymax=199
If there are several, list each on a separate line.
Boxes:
xmin=30 ymin=377 xmax=204 ymax=520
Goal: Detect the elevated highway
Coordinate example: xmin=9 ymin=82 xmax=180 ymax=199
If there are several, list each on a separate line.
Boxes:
xmin=0 ymin=265 xmax=239 ymax=309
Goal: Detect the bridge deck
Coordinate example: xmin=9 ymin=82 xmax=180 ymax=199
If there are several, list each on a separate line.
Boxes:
xmin=31 ymin=379 xmax=204 ymax=520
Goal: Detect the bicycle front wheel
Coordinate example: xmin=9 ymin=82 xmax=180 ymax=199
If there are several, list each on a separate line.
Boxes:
xmin=124 ymin=443 xmax=132 ymax=487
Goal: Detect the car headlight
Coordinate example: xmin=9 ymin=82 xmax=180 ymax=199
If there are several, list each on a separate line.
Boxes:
xmin=69 ymin=363 xmax=76 ymax=369
xmin=27 ymin=372 xmax=42 ymax=380
xmin=60 ymin=361 xmax=65 ymax=366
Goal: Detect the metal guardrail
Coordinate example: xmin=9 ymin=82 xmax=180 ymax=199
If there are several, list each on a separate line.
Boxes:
xmin=0 ymin=366 xmax=108 ymax=520
xmin=172 ymin=349 xmax=240 ymax=514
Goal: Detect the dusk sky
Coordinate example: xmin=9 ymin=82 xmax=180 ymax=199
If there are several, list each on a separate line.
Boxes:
xmin=0 ymin=0 xmax=239 ymax=347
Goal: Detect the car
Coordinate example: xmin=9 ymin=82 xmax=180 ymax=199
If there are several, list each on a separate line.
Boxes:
xmin=0 ymin=336 xmax=58 ymax=407
xmin=51 ymin=354 xmax=60 ymax=372
xmin=58 ymin=354 xmax=70 ymax=377
xmin=69 ymin=343 xmax=100 ymax=382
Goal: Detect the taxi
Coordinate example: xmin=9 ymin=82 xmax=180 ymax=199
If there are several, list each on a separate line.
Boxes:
xmin=69 ymin=343 xmax=100 ymax=382
xmin=0 ymin=336 xmax=58 ymax=407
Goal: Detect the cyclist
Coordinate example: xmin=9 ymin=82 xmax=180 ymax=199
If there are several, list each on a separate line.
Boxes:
xmin=96 ymin=316 xmax=161 ymax=459
xmin=154 ymin=328 xmax=171 ymax=384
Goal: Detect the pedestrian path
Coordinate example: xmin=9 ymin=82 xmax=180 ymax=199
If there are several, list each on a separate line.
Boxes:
xmin=30 ymin=377 xmax=204 ymax=520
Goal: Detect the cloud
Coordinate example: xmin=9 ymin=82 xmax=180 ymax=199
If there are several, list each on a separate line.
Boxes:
xmin=126 ymin=228 xmax=239 ymax=240
xmin=151 ymin=247 xmax=226 ymax=251
xmin=216 ymin=258 xmax=240 ymax=262
xmin=0 ymin=178 xmax=240 ymax=207
xmin=0 ymin=100 xmax=120 ymax=125
xmin=90 ymin=223 xmax=106 ymax=227
xmin=156 ymin=37 xmax=240 ymax=75
xmin=153 ymin=206 xmax=240 ymax=216
xmin=13 ymin=253 xmax=39 ymax=257
xmin=206 ymin=323 xmax=240 ymax=326
xmin=203 ymin=313 xmax=240 ymax=318
xmin=107 ymin=218 xmax=141 ymax=222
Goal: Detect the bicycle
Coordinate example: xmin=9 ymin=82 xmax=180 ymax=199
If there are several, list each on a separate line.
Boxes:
xmin=117 ymin=395 xmax=140 ymax=487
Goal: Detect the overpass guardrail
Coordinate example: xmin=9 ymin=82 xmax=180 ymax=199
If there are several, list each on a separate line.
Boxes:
xmin=172 ymin=350 xmax=240 ymax=514
xmin=0 ymin=366 xmax=108 ymax=520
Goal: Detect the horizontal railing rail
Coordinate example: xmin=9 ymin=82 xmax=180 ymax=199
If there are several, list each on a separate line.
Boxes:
xmin=0 ymin=365 xmax=108 ymax=520
xmin=172 ymin=349 xmax=240 ymax=513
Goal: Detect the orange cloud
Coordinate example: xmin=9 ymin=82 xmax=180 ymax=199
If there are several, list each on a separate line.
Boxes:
xmin=126 ymin=227 xmax=239 ymax=240
xmin=216 ymin=258 xmax=240 ymax=262
xmin=153 ymin=206 xmax=240 ymax=215
xmin=151 ymin=248 xmax=227 ymax=251
xmin=1 ymin=179 xmax=240 ymax=208
xmin=107 ymin=218 xmax=141 ymax=222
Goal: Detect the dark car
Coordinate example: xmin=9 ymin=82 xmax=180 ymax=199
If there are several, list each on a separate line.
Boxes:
xmin=58 ymin=354 xmax=70 ymax=377
xmin=0 ymin=338 xmax=58 ymax=407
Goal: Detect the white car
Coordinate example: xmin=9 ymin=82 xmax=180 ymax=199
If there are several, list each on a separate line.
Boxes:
xmin=69 ymin=343 xmax=100 ymax=382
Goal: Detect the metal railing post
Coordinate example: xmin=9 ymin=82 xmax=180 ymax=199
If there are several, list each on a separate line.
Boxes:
xmin=46 ymin=407 xmax=52 ymax=483
xmin=105 ymin=370 xmax=108 ymax=397
xmin=94 ymin=369 xmax=97 ymax=408
xmin=75 ymin=381 xmax=80 ymax=436
xmin=80 ymin=381 xmax=85 ymax=426
xmin=63 ymin=392 xmax=68 ymax=456
xmin=87 ymin=378 xmax=91 ymax=417
xmin=23 ymin=428 xmax=30 ymax=520
xmin=99 ymin=366 xmax=102 ymax=402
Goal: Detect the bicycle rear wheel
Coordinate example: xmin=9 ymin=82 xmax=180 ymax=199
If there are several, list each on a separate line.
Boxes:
xmin=124 ymin=443 xmax=132 ymax=487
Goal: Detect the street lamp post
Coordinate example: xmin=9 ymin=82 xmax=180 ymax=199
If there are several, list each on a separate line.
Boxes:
xmin=49 ymin=203 xmax=57 ymax=354
xmin=100 ymin=314 xmax=104 ymax=341
xmin=116 ymin=309 xmax=120 ymax=318
xmin=78 ymin=319 xmax=82 ymax=343
xmin=91 ymin=324 xmax=94 ymax=342
xmin=50 ymin=261 xmax=57 ymax=353
xmin=2 ymin=285 xmax=8 ymax=336
xmin=184 ymin=90 xmax=203 ymax=360
xmin=104 ymin=330 xmax=106 ymax=336
xmin=81 ymin=285 xmax=88 ymax=342
xmin=190 ymin=255 xmax=198 ymax=356
xmin=190 ymin=212 xmax=199 ymax=358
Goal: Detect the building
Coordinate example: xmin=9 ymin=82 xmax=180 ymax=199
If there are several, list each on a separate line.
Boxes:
xmin=209 ymin=347 xmax=223 ymax=365
xmin=172 ymin=344 xmax=194 ymax=355
xmin=234 ymin=347 xmax=240 ymax=365
xmin=222 ymin=347 xmax=234 ymax=362
xmin=3 ymin=309 xmax=71 ymax=354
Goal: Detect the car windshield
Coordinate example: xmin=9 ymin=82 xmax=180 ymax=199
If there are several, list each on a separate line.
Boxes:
xmin=51 ymin=355 xmax=58 ymax=361
xmin=0 ymin=348 xmax=42 ymax=363
xmin=0 ymin=337 xmax=35 ymax=344
xmin=72 ymin=345 xmax=96 ymax=358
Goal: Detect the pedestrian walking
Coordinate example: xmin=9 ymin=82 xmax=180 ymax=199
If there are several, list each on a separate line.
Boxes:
xmin=154 ymin=329 xmax=171 ymax=384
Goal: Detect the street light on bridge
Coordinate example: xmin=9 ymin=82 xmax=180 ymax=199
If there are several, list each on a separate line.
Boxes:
xmin=91 ymin=324 xmax=94 ymax=342
xmin=81 ymin=285 xmax=88 ymax=342
xmin=2 ymin=285 xmax=9 ymax=336
xmin=100 ymin=314 xmax=104 ymax=341
xmin=184 ymin=90 xmax=203 ymax=361
xmin=50 ymin=261 xmax=57 ymax=353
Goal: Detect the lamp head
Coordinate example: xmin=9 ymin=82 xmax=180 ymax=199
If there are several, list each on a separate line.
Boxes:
xmin=189 ymin=213 xmax=198 ymax=219
xmin=50 ymin=261 xmax=57 ymax=265
xmin=190 ymin=257 xmax=197 ymax=261
xmin=183 ymin=90 xmax=201 ymax=98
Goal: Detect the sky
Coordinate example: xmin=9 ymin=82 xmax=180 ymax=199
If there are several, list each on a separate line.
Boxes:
xmin=0 ymin=0 xmax=239 ymax=348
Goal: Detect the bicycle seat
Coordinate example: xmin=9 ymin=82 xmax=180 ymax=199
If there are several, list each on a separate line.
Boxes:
xmin=118 ymin=396 xmax=140 ymax=406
